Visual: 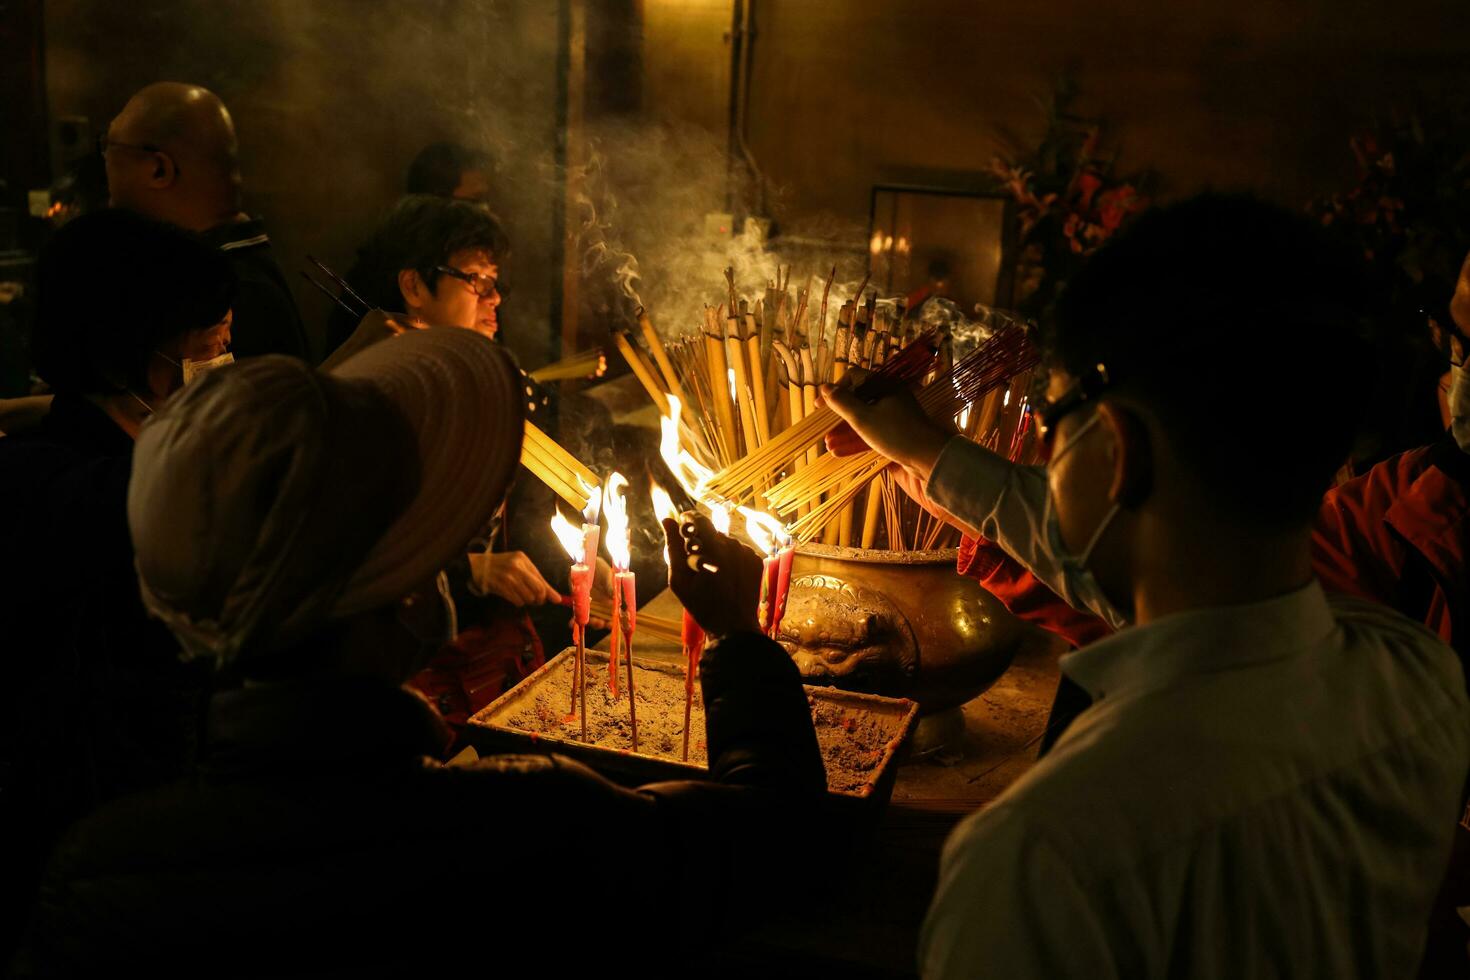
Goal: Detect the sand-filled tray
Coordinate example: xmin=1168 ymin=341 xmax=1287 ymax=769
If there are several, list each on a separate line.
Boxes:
xmin=465 ymin=648 xmax=918 ymax=807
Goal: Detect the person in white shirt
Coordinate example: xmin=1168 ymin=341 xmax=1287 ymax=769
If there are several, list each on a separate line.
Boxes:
xmin=822 ymin=193 xmax=1470 ymax=979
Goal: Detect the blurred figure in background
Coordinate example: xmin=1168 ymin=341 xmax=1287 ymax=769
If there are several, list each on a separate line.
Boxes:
xmin=103 ymin=82 xmax=308 ymax=360
xmin=0 ymin=210 xmax=235 ymax=957
xmin=405 ymin=140 xmax=493 ymax=204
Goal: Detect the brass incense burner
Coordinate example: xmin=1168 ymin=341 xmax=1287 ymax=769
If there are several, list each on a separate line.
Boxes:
xmin=777 ymin=543 xmax=1022 ymax=714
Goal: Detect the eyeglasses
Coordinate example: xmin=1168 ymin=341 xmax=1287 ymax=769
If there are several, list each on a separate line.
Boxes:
xmin=97 ymin=134 xmax=162 ymax=158
xmin=435 ymin=265 xmax=500 ymax=299
xmin=1036 ymin=362 xmax=1111 ymax=463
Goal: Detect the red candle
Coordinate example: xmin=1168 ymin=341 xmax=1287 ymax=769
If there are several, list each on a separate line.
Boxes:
xmin=759 ymin=553 xmax=780 ymax=634
xmin=552 ymin=511 xmax=595 ymax=740
xmin=617 ymin=570 xmax=638 ymax=753
xmin=771 ymin=542 xmax=795 ymax=640
xmin=680 ymin=609 xmax=705 ymax=763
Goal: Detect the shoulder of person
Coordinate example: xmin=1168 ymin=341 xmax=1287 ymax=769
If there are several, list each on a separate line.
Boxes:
xmin=1327 ymin=592 xmax=1469 ymax=711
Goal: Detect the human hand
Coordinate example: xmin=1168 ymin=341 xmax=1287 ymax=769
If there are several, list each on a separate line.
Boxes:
xmin=820 ymin=379 xmax=953 ymax=479
xmin=469 ymin=550 xmax=562 ymax=607
xmin=662 ymin=514 xmax=763 ymax=638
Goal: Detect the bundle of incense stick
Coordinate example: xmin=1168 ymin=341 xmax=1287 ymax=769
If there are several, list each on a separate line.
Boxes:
xmin=612 ymin=264 xmax=1039 ymax=550
xmin=529 ymin=348 xmax=606 ymax=382
xmin=520 ymin=421 xmax=599 ymax=512
xmin=734 ymin=322 xmax=1041 ymax=544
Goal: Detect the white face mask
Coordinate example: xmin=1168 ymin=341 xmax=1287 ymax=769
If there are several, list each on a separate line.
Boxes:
xmin=181 ymin=351 xmax=235 ymax=385
xmin=157 ymin=349 xmax=235 ymax=387
xmin=1043 ymin=412 xmax=1127 ymax=625
xmin=1449 ymin=364 xmax=1470 ymax=455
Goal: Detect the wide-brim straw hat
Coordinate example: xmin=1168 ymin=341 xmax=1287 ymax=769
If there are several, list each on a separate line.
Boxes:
xmin=129 ymin=327 xmax=524 ymax=666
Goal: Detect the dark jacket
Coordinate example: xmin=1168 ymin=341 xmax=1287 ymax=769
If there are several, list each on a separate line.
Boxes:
xmin=201 ymin=218 xmax=309 ymax=361
xmin=20 ymin=631 xmax=824 ymax=976
xmin=0 ymin=395 xmax=205 ymax=958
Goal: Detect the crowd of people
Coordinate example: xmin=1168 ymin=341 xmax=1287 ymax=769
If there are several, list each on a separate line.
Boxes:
xmin=0 ymin=79 xmax=1467 ymax=978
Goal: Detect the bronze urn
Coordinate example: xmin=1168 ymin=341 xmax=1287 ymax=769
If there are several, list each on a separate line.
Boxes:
xmin=777 ymin=543 xmax=1023 ymax=714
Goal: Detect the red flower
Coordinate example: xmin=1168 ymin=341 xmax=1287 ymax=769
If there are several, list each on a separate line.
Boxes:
xmin=1076 ymin=171 xmax=1103 ymax=209
xmin=1095 ymin=185 xmax=1144 ymax=234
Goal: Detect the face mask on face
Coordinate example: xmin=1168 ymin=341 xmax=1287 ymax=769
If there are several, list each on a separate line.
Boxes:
xmin=1043 ymin=411 xmax=1127 ymax=625
xmin=156 ymin=349 xmax=235 ymax=387
xmin=181 ymin=351 xmax=235 ymax=385
xmin=1449 ymin=364 xmax=1470 ymax=454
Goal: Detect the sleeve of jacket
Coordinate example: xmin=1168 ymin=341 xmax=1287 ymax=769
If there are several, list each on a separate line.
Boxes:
xmin=957 ymin=536 xmax=1114 ymax=649
xmin=1311 ymin=463 xmax=1408 ymax=606
xmin=927 ymin=436 xmax=1129 ymax=629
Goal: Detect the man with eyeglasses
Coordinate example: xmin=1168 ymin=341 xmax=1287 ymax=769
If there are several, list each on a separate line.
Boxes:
xmin=823 ymin=194 xmax=1470 ymax=978
xmin=102 ymin=82 xmax=308 ymax=361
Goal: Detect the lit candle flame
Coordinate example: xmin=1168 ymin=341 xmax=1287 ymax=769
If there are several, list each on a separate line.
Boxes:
xmin=650 ymin=483 xmax=676 ymax=570
xmin=550 ymin=510 xmax=584 ymax=563
xmin=710 ymin=503 xmax=732 ymax=535
xmin=659 ymin=394 xmax=715 ymax=497
xmin=602 ymin=472 xmax=632 ymax=571
xmin=650 ymin=483 xmax=678 ymax=523
xmin=578 ymin=474 xmax=601 ymax=524
xmin=737 ymin=506 xmax=787 ymax=558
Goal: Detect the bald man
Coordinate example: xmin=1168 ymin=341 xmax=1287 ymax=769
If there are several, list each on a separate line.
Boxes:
xmin=104 ymin=82 xmax=308 ymax=360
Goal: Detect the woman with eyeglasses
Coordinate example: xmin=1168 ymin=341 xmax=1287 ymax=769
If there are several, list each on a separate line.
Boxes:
xmin=322 ymin=195 xmax=613 ymax=738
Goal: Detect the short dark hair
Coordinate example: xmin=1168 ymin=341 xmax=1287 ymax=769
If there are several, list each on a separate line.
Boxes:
xmin=32 ymin=208 xmax=235 ymax=395
xmin=404 ymin=142 xmax=491 ymax=198
xmin=356 ymin=194 xmax=509 ymax=312
xmin=1048 ymin=192 xmax=1383 ymax=527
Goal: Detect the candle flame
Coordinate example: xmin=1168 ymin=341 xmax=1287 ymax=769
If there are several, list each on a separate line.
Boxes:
xmin=650 ymin=483 xmax=675 ymax=570
xmin=710 ymin=503 xmax=732 ymax=535
xmin=659 ymin=393 xmax=715 ymax=497
xmin=550 ymin=510 xmax=584 ymax=562
xmin=578 ymin=474 xmax=601 ymax=524
xmin=737 ymin=506 xmax=787 ymax=557
xmin=602 ymin=472 xmax=631 ymax=571
xmin=650 ymin=483 xmax=678 ymax=522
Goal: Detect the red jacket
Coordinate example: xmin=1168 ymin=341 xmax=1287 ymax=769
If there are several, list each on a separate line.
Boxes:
xmin=960 ymin=437 xmax=1468 ymax=657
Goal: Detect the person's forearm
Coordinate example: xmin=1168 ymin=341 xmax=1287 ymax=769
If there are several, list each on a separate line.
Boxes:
xmin=699 ymin=631 xmax=825 ymax=793
xmin=925 ymin=436 xmax=1128 ymax=628
xmin=0 ymin=395 xmax=54 ymax=435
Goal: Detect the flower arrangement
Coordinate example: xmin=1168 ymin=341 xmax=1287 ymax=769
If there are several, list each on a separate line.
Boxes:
xmin=989 ymin=78 xmax=1154 ymax=316
xmin=1306 ymin=104 xmax=1470 ymax=318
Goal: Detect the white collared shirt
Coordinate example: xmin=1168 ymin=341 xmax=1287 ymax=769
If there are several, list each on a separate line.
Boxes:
xmin=919 ymin=438 xmax=1470 ymax=979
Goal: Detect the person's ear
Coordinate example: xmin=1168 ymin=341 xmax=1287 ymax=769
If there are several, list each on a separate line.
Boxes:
xmin=1098 ymin=401 xmax=1152 ymax=508
xmin=398 ymin=268 xmax=427 ymax=311
xmin=149 ymin=151 xmax=179 ymax=189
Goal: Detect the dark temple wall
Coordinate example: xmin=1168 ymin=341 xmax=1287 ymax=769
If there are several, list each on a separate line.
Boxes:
xmin=45 ymin=0 xmax=566 ymax=367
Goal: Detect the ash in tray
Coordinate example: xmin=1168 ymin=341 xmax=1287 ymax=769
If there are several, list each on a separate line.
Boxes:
xmin=499 ymin=658 xmax=895 ymax=794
